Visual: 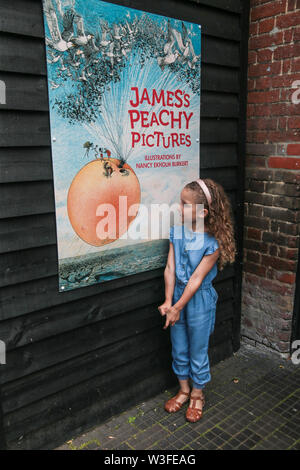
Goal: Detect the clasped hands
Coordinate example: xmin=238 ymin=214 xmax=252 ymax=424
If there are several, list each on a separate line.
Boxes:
xmin=158 ymin=301 xmax=181 ymax=329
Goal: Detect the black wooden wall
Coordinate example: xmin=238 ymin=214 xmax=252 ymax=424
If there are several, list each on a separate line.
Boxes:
xmin=0 ymin=0 xmax=249 ymax=449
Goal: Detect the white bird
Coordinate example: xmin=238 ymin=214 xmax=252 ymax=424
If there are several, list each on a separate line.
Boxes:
xmin=164 ymin=20 xmax=176 ymax=55
xmin=47 ymin=51 xmax=62 ymax=63
xmin=104 ymin=41 xmax=116 ymax=69
xmin=171 ymin=21 xmax=190 ymax=58
xmin=113 ymin=24 xmax=121 ymax=41
xmin=58 ymin=56 xmax=67 ymax=70
xmin=50 ymin=80 xmax=60 ymax=89
xmin=97 ymin=23 xmax=111 ymax=48
xmin=71 ymin=14 xmax=92 ymax=46
xmin=43 ymin=0 xmax=75 ymax=52
xmin=157 ymin=49 xmax=180 ymax=70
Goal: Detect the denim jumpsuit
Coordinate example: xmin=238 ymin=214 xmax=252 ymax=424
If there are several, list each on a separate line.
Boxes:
xmin=169 ymin=224 xmax=219 ymax=390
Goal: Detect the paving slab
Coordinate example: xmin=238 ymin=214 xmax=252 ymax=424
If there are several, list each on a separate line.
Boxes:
xmin=55 ymin=341 xmax=300 ymax=450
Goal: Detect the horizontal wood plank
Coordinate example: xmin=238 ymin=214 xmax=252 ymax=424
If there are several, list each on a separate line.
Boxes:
xmin=0 ymin=0 xmax=241 ymax=40
xmin=0 ymin=147 xmax=52 ymax=184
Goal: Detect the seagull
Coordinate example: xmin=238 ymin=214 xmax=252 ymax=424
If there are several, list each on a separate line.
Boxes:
xmin=157 ymin=49 xmax=180 ymax=70
xmin=81 ymin=36 xmax=99 ymax=71
xmin=43 ymin=0 xmax=75 ymax=52
xmin=187 ymin=38 xmax=200 ymax=66
xmin=50 ymin=80 xmax=60 ymax=89
xmin=58 ymin=56 xmax=67 ymax=70
xmin=54 ymin=0 xmax=63 ymax=18
xmin=112 ymin=24 xmax=122 ymax=41
xmin=61 ymin=8 xmax=75 ymax=42
xmin=164 ymin=20 xmax=176 ymax=56
xmin=171 ymin=21 xmax=190 ymax=58
xmin=97 ymin=22 xmax=111 ymax=48
xmin=71 ymin=14 xmax=92 ymax=46
xmin=47 ymin=51 xmax=62 ymax=63
xmin=105 ymin=41 xmax=117 ymax=70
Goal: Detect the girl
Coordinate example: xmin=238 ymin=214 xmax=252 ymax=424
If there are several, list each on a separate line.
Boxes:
xmin=158 ymin=178 xmax=236 ymax=422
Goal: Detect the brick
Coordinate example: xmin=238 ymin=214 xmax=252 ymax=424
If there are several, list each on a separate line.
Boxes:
xmin=288 ymin=116 xmax=300 ymax=129
xmin=272 ymin=72 xmax=300 ymax=88
xmin=244 ymin=261 xmax=267 ymax=276
xmin=246 ymin=167 xmax=274 ymax=180
xmin=247 ymin=129 xmax=300 ymax=143
xmin=272 ymin=193 xmax=300 ymax=209
xmin=263 ymin=206 xmax=299 ymax=222
xmin=269 ymin=244 xmax=278 ymax=256
xmin=271 ymin=220 xmax=298 ymax=235
xmin=276 ymin=10 xmax=300 ymax=28
xmin=261 ymin=254 xmax=296 ymax=271
xmin=248 ymin=90 xmax=280 ymax=104
xmin=249 ymin=180 xmax=266 ymax=192
xmin=255 ymin=76 xmax=272 ymax=90
xmin=251 ymin=0 xmax=286 ymax=21
xmin=262 ymin=231 xmax=298 ymax=248
xmin=270 ymin=103 xmax=292 ymax=115
xmin=248 ymin=51 xmax=257 ymax=64
xmin=278 ymin=246 xmax=299 ymax=260
xmin=274 ymin=43 xmax=300 ymax=60
xmin=249 ymin=22 xmax=259 ymax=37
xmin=282 ymin=58 xmax=292 ymax=74
xmin=287 ymin=144 xmax=300 ymax=155
xmin=266 ymin=181 xmax=300 ymax=197
xmin=275 ymin=272 xmax=296 ymax=284
xmin=247 ymin=227 xmax=262 ymax=239
xmin=245 ymin=191 xmax=274 ymax=206
xmin=273 ymin=170 xmax=300 ymax=184
xmin=278 ymin=331 xmax=291 ymax=341
xmin=258 ymin=17 xmax=275 ymax=34
xmin=252 ymin=104 xmax=272 ymax=116
xmin=247 ymin=250 xmax=261 ymax=263
xmin=245 ymin=155 xmax=267 ymax=168
xmin=257 ymin=48 xmax=273 ymax=63
xmin=249 ymin=33 xmax=283 ymax=51
xmin=247 ymin=116 xmax=278 ymax=130
xmin=293 ymin=25 xmax=300 ymax=41
xmin=283 ymin=28 xmax=293 ymax=43
xmin=267 ymin=130 xmax=300 ymax=141
xmin=246 ymin=143 xmax=277 ymax=156
xmin=268 ymin=156 xmax=300 ymax=170
xmin=248 ymin=62 xmax=281 ymax=78
xmin=244 ymin=238 xmax=269 ymax=252
xmin=291 ymin=57 xmax=300 ymax=72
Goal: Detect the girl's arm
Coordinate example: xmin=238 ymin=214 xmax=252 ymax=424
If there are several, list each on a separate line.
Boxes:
xmin=164 ymin=242 xmax=176 ymax=303
xmin=158 ymin=242 xmax=175 ymax=316
xmin=173 ymin=249 xmax=219 ymax=312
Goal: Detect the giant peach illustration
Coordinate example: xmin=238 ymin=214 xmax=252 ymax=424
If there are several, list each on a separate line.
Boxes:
xmin=67 ymin=157 xmax=141 ymax=246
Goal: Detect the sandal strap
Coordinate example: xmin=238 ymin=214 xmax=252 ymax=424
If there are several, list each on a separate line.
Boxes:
xmin=189 ymin=394 xmax=205 ymax=410
xmin=177 ymin=390 xmax=190 ymax=397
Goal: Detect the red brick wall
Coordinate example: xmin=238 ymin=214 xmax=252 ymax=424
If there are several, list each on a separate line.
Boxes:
xmin=242 ymin=0 xmax=300 ymax=356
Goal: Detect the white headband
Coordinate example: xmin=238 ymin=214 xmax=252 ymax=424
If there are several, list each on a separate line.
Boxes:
xmin=196 ymin=179 xmax=212 ymax=207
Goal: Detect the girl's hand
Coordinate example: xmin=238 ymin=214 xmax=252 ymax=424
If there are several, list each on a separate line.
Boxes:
xmin=158 ymin=300 xmax=172 ymax=317
xmin=163 ymin=306 xmax=180 ymax=329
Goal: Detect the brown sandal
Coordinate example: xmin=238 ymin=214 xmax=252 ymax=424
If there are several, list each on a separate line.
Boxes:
xmin=164 ymin=389 xmax=191 ymax=413
xmin=186 ymin=392 xmax=205 ymax=422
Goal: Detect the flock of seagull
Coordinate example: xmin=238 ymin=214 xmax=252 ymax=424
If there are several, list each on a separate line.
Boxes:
xmin=43 ymin=0 xmax=200 ymax=90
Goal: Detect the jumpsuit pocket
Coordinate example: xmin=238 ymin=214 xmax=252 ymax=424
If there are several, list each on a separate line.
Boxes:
xmin=211 ymin=287 xmax=218 ymax=304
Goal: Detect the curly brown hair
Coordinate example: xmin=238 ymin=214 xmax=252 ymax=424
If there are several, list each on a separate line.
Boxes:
xmin=185 ymin=178 xmax=237 ymax=271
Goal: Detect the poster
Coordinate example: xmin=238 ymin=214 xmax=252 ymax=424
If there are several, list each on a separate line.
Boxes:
xmin=42 ymin=0 xmax=201 ymax=292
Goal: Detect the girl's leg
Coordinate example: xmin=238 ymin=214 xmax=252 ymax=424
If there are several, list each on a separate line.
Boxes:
xmin=170 ymin=309 xmax=191 ymax=385
xmin=186 ymin=294 xmax=215 ymax=393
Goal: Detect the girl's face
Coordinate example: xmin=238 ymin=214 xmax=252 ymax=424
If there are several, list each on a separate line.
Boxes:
xmin=179 ymin=188 xmax=208 ymax=226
